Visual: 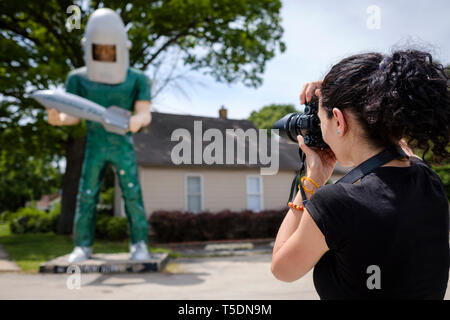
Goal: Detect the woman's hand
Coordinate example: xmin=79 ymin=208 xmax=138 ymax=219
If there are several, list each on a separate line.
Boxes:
xmin=299 ymin=80 xmax=323 ymax=104
xmin=297 ymin=135 xmax=337 ymax=186
xmin=298 ymin=80 xmax=335 ymax=186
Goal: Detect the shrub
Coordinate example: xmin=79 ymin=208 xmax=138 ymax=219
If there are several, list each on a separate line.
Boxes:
xmin=95 ymin=215 xmax=129 ymax=241
xmin=9 ymin=207 xmax=59 ymax=234
xmin=48 ymin=198 xmax=61 ymax=215
xmin=7 ymin=205 xmax=130 ymax=240
xmin=0 ymin=210 xmax=15 ymax=223
xmin=149 ymin=209 xmax=287 ymax=243
xmin=100 ymin=187 xmax=115 ymax=207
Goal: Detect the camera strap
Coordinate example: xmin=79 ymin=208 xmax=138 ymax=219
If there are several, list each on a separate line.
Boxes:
xmin=288 ymin=149 xmax=308 ymax=206
xmin=288 ymin=145 xmax=408 ymax=207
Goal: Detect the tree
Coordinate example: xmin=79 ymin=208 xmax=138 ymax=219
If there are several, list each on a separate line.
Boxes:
xmin=0 ymin=0 xmax=285 ymax=233
xmin=0 ymin=148 xmax=61 ymax=212
xmin=248 ymin=104 xmax=298 ymax=132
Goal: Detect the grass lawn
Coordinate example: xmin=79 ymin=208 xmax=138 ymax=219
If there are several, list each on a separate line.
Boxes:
xmin=0 ymin=223 xmax=180 ymax=273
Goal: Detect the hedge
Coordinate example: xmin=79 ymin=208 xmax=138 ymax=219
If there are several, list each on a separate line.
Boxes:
xmin=3 ymin=206 xmax=288 ymax=243
xmin=8 ymin=207 xmax=59 ymax=234
xmin=2 ymin=206 xmax=130 ymax=241
xmin=148 ymin=209 xmax=287 ymax=243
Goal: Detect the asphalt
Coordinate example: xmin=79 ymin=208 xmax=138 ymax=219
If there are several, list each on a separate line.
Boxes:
xmin=0 ymin=241 xmax=449 ymax=300
xmin=0 ymin=254 xmax=319 ymax=300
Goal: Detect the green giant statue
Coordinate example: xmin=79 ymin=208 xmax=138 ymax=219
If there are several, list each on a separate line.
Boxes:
xmin=46 ymin=8 xmax=152 ymax=263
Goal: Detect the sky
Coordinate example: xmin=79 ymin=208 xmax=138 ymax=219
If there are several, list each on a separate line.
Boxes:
xmin=151 ymin=0 xmax=450 ymax=119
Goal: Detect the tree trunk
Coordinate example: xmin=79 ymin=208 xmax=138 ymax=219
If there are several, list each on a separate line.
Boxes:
xmin=57 ymin=136 xmax=86 ymax=235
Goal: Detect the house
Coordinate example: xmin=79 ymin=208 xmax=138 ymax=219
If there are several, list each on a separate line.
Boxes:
xmin=114 ymin=109 xmax=350 ymax=217
xmin=26 ymin=193 xmax=60 ymax=211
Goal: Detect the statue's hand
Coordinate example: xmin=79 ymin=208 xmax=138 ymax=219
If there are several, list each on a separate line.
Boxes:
xmin=47 ymin=108 xmax=63 ymax=126
xmin=128 ymin=114 xmax=143 ymax=133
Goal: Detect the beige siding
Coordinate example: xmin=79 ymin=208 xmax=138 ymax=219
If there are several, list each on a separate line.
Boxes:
xmin=115 ymin=167 xmax=299 ymax=217
xmin=262 ymin=172 xmax=298 ymax=210
xmin=200 ymin=169 xmax=247 ymax=211
xmin=139 ymin=167 xmax=186 ymax=213
xmin=114 ymin=166 xmax=348 ymax=217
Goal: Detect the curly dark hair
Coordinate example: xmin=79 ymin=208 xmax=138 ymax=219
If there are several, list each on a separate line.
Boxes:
xmin=320 ymin=50 xmax=450 ymax=165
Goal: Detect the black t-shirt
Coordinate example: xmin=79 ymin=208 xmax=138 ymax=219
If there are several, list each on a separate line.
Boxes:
xmin=305 ymin=156 xmax=449 ymax=299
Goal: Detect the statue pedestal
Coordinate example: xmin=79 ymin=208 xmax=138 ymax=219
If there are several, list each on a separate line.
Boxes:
xmin=39 ymin=252 xmax=169 ymax=274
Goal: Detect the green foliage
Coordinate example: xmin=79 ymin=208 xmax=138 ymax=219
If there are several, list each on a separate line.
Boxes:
xmin=412 ymin=141 xmax=450 ymax=200
xmin=8 ymin=207 xmax=59 ymax=234
xmin=0 ymin=149 xmax=62 ymax=212
xmin=95 ymin=214 xmax=129 ymax=241
xmin=6 ymin=204 xmax=130 ymax=240
xmin=248 ymin=104 xmax=298 ymax=132
xmin=0 ymin=222 xmax=177 ymax=272
xmin=100 ymin=187 xmax=115 ymax=207
xmin=48 ymin=198 xmax=61 ymax=215
xmin=0 ymin=210 xmax=14 ymax=223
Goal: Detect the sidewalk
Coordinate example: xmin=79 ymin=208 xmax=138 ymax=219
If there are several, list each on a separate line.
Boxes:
xmin=155 ymin=238 xmax=274 ymax=258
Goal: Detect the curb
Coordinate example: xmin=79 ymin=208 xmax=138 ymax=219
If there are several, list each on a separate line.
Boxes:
xmin=153 ymin=238 xmax=275 ymax=258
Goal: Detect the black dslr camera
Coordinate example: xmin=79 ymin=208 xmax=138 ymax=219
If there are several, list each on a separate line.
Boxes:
xmin=273 ymin=96 xmax=329 ymax=150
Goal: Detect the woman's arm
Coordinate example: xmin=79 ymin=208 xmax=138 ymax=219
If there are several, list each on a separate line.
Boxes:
xmin=271 ymin=81 xmax=336 ymax=282
xmin=272 ymin=181 xmax=313 ymax=256
xmin=271 ymin=134 xmax=336 ymax=282
xmin=271 ymin=174 xmax=329 ymax=282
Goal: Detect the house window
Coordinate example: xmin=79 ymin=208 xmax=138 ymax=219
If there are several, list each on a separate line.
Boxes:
xmin=186 ymin=175 xmax=203 ymax=213
xmin=247 ymin=176 xmax=263 ymax=212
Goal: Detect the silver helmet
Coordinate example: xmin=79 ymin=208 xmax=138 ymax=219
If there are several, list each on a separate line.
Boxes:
xmin=82 ymin=8 xmax=131 ymax=84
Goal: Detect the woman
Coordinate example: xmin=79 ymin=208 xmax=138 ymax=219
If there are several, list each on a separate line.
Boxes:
xmin=271 ymin=50 xmax=450 ymax=299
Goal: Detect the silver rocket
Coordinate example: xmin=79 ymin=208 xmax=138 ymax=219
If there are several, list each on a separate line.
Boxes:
xmin=32 ymin=90 xmax=131 ymax=135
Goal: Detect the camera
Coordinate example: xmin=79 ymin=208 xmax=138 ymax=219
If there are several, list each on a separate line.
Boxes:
xmin=273 ymin=96 xmax=330 ymax=150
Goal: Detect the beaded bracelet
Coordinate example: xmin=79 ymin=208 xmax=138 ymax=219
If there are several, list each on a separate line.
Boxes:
xmin=298 ymin=184 xmax=315 ymax=195
xmin=297 ymin=176 xmax=321 ymax=195
xmin=288 ymin=202 xmax=304 ymax=212
xmin=301 ymin=176 xmax=321 ymax=189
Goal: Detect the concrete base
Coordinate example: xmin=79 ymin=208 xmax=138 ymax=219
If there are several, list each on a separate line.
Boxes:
xmin=39 ymin=252 xmax=169 ymax=274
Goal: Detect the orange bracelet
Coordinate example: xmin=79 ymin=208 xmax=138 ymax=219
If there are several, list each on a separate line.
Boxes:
xmin=301 ymin=176 xmax=321 ymax=188
xmin=288 ymin=202 xmax=304 ymax=212
xmin=300 ymin=176 xmax=321 ymax=194
xmin=297 ymin=184 xmax=315 ymax=194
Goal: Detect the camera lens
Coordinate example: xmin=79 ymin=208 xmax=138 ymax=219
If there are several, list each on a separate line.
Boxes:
xmin=272 ymin=96 xmax=330 ymax=149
